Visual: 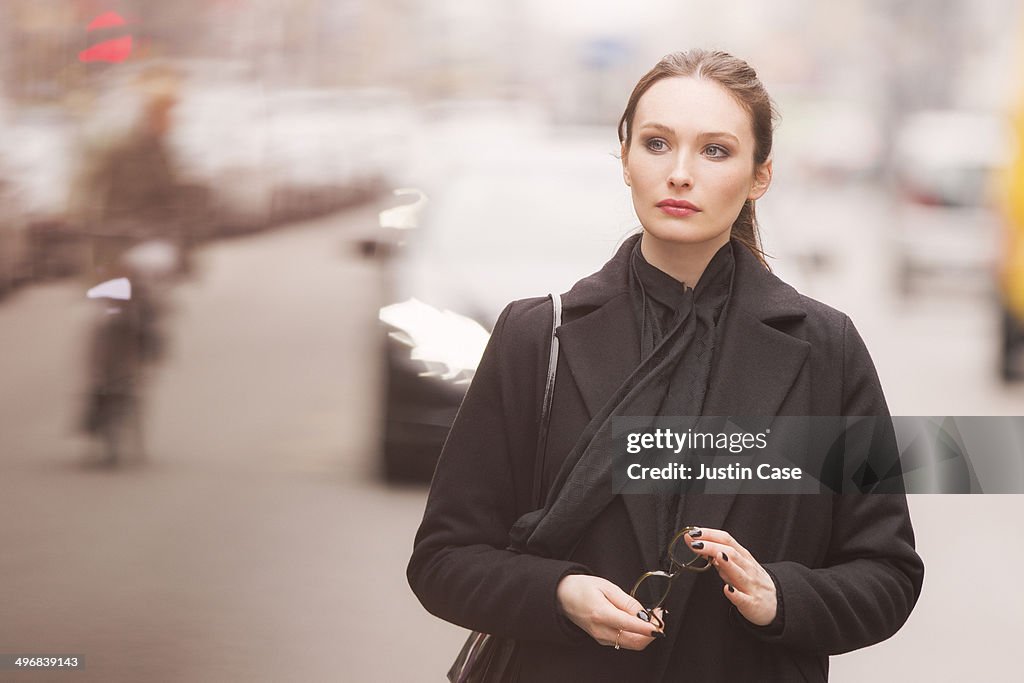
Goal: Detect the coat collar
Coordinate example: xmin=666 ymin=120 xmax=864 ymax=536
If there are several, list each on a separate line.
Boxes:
xmin=557 ymin=233 xmax=809 ymax=420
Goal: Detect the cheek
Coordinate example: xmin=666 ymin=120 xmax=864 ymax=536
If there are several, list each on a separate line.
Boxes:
xmin=630 ymin=158 xmax=671 ymax=189
xmin=709 ymin=167 xmax=755 ymax=204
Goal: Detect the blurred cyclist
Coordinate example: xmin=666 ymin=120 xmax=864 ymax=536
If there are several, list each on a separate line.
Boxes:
xmin=76 ymin=66 xmax=186 ymax=465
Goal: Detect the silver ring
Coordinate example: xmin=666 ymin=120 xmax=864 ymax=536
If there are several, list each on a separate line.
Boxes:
xmin=614 ymin=629 xmax=622 ymax=650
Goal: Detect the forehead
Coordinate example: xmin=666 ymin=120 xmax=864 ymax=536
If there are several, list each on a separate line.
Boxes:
xmin=633 ymin=76 xmax=753 ymax=142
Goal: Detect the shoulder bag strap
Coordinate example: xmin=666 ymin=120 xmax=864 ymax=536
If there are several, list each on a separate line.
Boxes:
xmin=531 ymin=293 xmax=561 ymax=509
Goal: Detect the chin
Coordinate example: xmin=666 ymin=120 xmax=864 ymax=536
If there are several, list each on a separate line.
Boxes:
xmin=643 ymin=220 xmax=730 ymax=247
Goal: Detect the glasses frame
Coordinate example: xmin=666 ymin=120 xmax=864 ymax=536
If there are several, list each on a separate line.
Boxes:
xmin=628 ymin=526 xmax=713 ymax=629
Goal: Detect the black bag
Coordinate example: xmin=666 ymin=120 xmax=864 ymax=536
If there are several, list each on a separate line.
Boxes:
xmin=447 ymin=293 xmax=562 ymax=683
xmin=447 ymin=632 xmax=517 ymax=683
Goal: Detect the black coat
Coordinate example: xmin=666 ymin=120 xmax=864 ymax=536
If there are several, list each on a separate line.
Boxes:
xmin=408 ymin=235 xmax=924 ymax=682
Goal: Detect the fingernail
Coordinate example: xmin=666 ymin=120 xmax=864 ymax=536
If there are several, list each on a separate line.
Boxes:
xmin=651 ymin=630 xmax=665 ymax=638
xmin=689 ymin=529 xmax=703 ymax=538
xmin=728 ymin=584 xmax=735 ymax=593
xmin=721 ymin=552 xmax=729 ymax=562
xmin=637 ymin=610 xmax=651 ymax=622
xmin=691 ymin=541 xmax=704 ymax=549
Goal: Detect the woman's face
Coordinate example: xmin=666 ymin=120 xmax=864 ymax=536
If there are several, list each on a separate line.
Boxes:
xmin=622 ymin=76 xmax=771 ymax=252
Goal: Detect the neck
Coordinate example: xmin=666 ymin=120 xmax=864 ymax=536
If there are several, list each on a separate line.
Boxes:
xmin=639 ymin=231 xmax=731 ymax=287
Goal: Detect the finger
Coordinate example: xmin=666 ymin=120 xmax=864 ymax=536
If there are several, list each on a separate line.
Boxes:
xmin=688 ymin=528 xmax=745 ymax=557
xmin=688 ymin=527 xmax=751 ymax=560
xmin=599 ymin=583 xmax=665 ymax=635
xmin=720 ymin=579 xmax=778 ymax=627
xmin=722 ymin=580 xmax=752 ymax=607
xmin=596 ymin=606 xmax=669 ymax=649
xmin=700 ymin=546 xmax=749 ymax=586
xmin=599 ymin=603 xmax=665 ymax=637
xmin=686 ymin=531 xmax=752 ymax=572
xmin=705 ymin=553 xmax=750 ymax=593
xmin=688 ymin=538 xmax=750 ymax=575
xmin=618 ymin=629 xmax=661 ymax=651
xmin=599 ymin=627 xmax=659 ymax=652
xmin=600 ymin=582 xmax=647 ymax=617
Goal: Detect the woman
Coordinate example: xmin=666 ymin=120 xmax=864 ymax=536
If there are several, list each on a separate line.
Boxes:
xmin=408 ymin=50 xmax=924 ymax=682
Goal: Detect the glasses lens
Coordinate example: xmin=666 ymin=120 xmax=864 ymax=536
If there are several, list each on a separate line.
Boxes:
xmin=632 ymin=573 xmax=672 ymax=612
xmin=669 ymin=539 xmax=699 ymax=567
xmin=668 ymin=529 xmax=712 ymax=569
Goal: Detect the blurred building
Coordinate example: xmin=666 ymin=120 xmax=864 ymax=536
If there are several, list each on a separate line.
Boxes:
xmin=0 ymin=0 xmax=1019 ymax=113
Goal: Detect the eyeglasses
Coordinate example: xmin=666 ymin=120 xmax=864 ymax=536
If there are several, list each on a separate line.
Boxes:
xmin=629 ymin=526 xmax=712 ymax=629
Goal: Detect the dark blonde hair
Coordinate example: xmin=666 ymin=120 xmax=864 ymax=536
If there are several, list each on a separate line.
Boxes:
xmin=618 ymin=49 xmax=778 ymax=267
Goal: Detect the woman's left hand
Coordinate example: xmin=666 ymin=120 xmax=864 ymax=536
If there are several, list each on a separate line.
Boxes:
xmin=684 ymin=527 xmax=777 ymax=627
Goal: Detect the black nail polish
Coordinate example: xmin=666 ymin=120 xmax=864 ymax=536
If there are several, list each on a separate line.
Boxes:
xmin=691 ymin=541 xmax=704 ymax=549
xmin=637 ymin=610 xmax=651 ymax=622
xmin=721 ymin=552 xmax=729 ymax=562
xmin=728 ymin=584 xmax=735 ymax=593
xmin=689 ymin=529 xmax=703 ymax=538
xmin=651 ymin=630 xmax=665 ymax=638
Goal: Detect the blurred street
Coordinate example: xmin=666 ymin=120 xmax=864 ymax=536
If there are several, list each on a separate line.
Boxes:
xmin=0 ymin=195 xmax=1022 ymax=681
xmin=0 ymin=204 xmax=472 ymax=682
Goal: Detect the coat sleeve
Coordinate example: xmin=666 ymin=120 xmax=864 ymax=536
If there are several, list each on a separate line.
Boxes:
xmin=407 ymin=301 xmax=591 ymax=643
xmin=745 ymin=315 xmax=925 ymax=655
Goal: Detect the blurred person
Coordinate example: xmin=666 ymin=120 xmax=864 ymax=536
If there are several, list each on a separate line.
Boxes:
xmin=75 ymin=66 xmax=187 ymax=466
xmin=408 ymin=50 xmax=923 ymax=681
xmin=74 ymin=67 xmax=187 ymax=280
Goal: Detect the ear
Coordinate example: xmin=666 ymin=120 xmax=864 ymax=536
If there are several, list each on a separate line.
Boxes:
xmin=748 ymin=158 xmax=772 ymax=200
xmin=621 ymin=142 xmax=631 ymax=187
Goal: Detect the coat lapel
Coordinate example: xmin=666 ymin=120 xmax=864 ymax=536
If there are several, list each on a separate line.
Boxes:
xmin=685 ymin=247 xmax=812 ymax=532
xmin=557 ymin=286 xmax=665 ymax=570
xmin=556 ymin=292 xmax=640 ymax=420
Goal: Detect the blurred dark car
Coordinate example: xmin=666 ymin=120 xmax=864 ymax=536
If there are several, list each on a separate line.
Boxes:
xmin=366 ymin=124 xmax=635 ymax=481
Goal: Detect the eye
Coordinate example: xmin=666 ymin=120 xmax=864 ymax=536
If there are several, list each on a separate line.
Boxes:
xmin=644 ymin=138 xmax=668 ymax=152
xmin=704 ymin=144 xmax=730 ymax=158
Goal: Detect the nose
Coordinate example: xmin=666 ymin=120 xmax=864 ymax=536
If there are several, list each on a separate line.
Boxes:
xmin=667 ymin=154 xmax=693 ymax=189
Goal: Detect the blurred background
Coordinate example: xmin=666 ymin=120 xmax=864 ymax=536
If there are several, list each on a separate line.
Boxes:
xmin=1 ymin=0 xmax=1024 ymax=680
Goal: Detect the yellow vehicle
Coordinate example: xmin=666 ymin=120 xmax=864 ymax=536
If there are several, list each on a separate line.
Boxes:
xmin=998 ymin=93 xmax=1024 ymax=380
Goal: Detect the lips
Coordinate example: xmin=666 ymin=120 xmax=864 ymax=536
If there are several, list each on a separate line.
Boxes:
xmin=656 ymin=199 xmax=700 ymax=217
xmin=656 ymin=199 xmax=700 ymax=211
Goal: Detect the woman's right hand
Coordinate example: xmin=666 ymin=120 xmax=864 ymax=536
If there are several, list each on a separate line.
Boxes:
xmin=556 ymin=574 xmax=665 ymax=651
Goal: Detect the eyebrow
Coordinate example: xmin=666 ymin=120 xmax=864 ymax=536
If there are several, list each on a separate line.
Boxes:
xmin=637 ymin=122 xmax=740 ymax=145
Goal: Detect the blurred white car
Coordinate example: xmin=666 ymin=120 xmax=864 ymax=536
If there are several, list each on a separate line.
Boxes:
xmin=169 ymin=69 xmax=275 ymax=233
xmin=891 ymin=109 xmax=1011 ymax=295
xmin=263 ymin=88 xmax=407 ymax=220
xmin=173 ymin=77 xmax=403 ymax=231
xmin=368 ymin=123 xmax=636 ymax=480
xmin=781 ymin=98 xmax=884 ymax=182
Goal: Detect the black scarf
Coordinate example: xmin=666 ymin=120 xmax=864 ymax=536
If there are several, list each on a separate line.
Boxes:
xmin=630 ymin=237 xmax=733 ymax=563
xmin=508 ymin=234 xmax=735 ymax=565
